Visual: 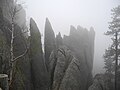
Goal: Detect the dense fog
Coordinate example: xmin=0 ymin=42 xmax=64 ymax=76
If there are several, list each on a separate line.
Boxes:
xmin=25 ymin=0 xmax=119 ymax=74
xmin=0 ymin=0 xmax=120 ymax=90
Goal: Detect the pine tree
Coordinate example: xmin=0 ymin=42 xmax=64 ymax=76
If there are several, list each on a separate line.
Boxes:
xmin=104 ymin=5 xmax=120 ymax=90
xmin=103 ymin=46 xmax=115 ymax=73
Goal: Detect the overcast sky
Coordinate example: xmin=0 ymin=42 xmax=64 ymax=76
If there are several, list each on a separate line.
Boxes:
xmin=24 ymin=0 xmax=119 ymax=75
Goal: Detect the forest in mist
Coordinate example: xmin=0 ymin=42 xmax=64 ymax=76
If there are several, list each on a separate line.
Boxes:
xmin=0 ymin=0 xmax=120 ymax=90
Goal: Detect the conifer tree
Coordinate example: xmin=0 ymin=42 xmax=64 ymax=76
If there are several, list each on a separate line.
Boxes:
xmin=104 ymin=5 xmax=120 ymax=90
xmin=103 ymin=46 xmax=115 ymax=73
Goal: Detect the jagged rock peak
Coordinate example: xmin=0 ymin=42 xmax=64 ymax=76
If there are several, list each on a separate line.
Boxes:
xmin=45 ymin=18 xmax=53 ymax=30
xmin=45 ymin=17 xmax=55 ymax=36
xmin=77 ymin=25 xmax=89 ymax=34
xmin=70 ymin=25 xmax=76 ymax=29
xmin=44 ymin=17 xmax=55 ymax=71
xmin=89 ymin=27 xmax=95 ymax=36
xmin=63 ymin=25 xmax=95 ymax=90
xmin=30 ymin=18 xmax=39 ymax=32
xmin=30 ymin=18 xmax=35 ymax=24
xmin=58 ymin=32 xmax=61 ymax=36
xmin=30 ymin=18 xmax=48 ymax=90
xmin=69 ymin=25 xmax=76 ymax=36
xmin=77 ymin=25 xmax=84 ymax=31
xmin=90 ymin=27 xmax=94 ymax=31
xmin=56 ymin=32 xmax=63 ymax=48
xmin=89 ymin=27 xmax=95 ymax=42
xmin=56 ymin=32 xmax=62 ymax=39
xmin=30 ymin=18 xmax=42 ymax=38
xmin=46 ymin=17 xmax=49 ymax=23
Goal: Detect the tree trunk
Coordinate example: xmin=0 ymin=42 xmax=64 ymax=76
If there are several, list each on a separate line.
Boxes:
xmin=115 ymin=32 xmax=118 ymax=90
xmin=10 ymin=20 xmax=14 ymax=85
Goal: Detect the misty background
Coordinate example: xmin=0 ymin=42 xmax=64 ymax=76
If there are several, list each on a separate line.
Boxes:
xmin=24 ymin=0 xmax=119 ymax=75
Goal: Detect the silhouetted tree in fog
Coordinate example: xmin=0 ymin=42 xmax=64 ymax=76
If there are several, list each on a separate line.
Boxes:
xmin=104 ymin=5 xmax=120 ymax=90
xmin=103 ymin=46 xmax=115 ymax=73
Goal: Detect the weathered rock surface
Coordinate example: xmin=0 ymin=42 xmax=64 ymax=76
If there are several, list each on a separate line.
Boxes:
xmin=56 ymin=32 xmax=63 ymax=49
xmin=63 ymin=25 xmax=95 ymax=90
xmin=88 ymin=73 xmax=114 ymax=90
xmin=49 ymin=46 xmax=82 ymax=90
xmin=30 ymin=18 xmax=48 ymax=90
xmin=0 ymin=1 xmax=96 ymax=89
xmin=47 ymin=25 xmax=95 ymax=90
xmin=44 ymin=18 xmax=55 ymax=70
xmin=64 ymin=25 xmax=95 ymax=71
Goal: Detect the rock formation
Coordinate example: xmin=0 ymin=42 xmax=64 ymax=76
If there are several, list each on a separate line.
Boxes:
xmin=29 ymin=18 xmax=48 ymax=90
xmin=0 ymin=1 xmax=96 ymax=90
xmin=44 ymin=18 xmax=55 ymax=70
xmin=88 ymin=73 xmax=114 ymax=90
xmin=64 ymin=25 xmax=95 ymax=71
xmin=56 ymin=32 xmax=63 ymax=49
xmin=63 ymin=25 xmax=95 ymax=90
xmin=48 ymin=25 xmax=95 ymax=90
xmin=49 ymin=46 xmax=84 ymax=90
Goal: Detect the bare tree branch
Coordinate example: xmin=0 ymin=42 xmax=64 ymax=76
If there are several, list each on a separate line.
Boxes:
xmin=11 ymin=46 xmax=29 ymax=62
xmin=7 ymin=27 xmax=12 ymax=33
xmin=14 ymin=30 xmax=28 ymax=38
xmin=4 ymin=0 xmax=28 ymax=86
